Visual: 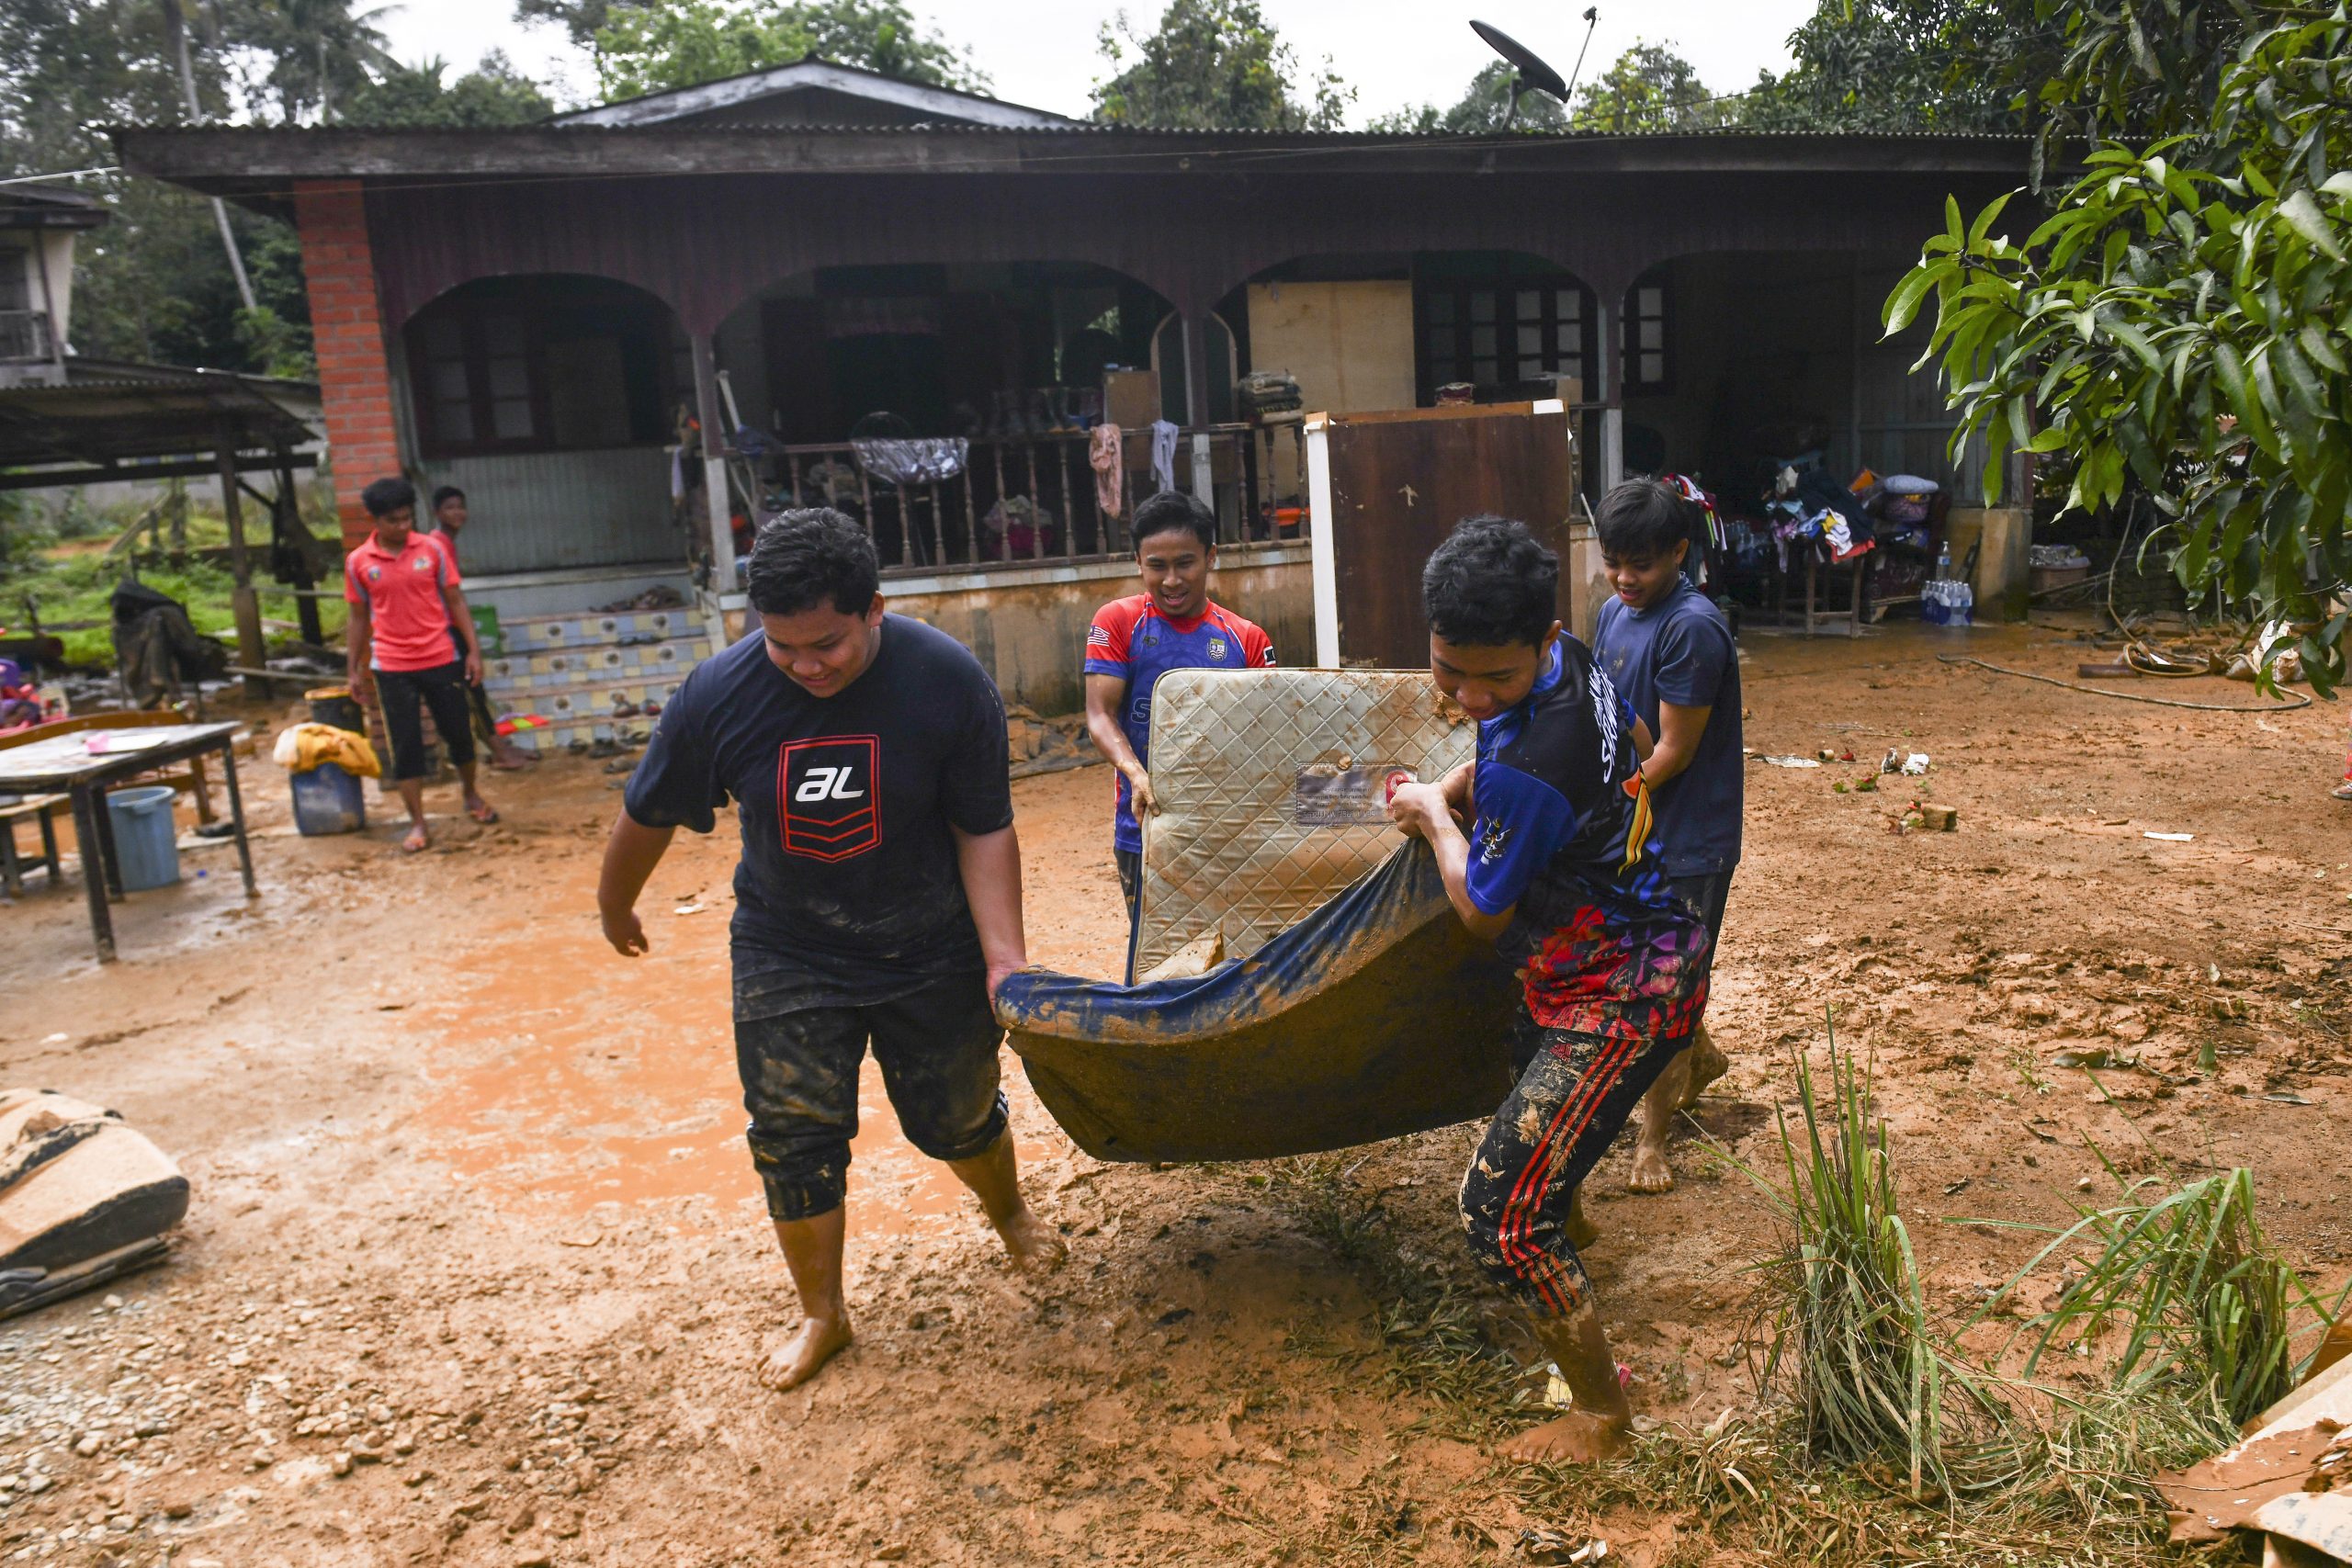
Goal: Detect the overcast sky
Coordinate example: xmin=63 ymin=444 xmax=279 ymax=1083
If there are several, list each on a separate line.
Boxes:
xmin=374 ymin=0 xmax=1820 ymax=123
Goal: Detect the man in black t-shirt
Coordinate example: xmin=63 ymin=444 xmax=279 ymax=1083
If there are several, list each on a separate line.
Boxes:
xmin=598 ymin=510 xmax=1063 ymax=1393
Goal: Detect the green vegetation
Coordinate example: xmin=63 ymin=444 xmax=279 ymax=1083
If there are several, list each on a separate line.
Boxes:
xmin=1091 ymin=0 xmax=1351 ymax=131
xmin=589 ymin=0 xmax=989 ymax=103
xmin=1894 ymin=3 xmax=2352 ymax=691
xmin=0 ymin=496 xmax=344 ymax=670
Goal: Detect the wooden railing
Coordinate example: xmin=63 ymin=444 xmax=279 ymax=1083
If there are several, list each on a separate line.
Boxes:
xmin=726 ymin=421 xmax=1309 ymax=575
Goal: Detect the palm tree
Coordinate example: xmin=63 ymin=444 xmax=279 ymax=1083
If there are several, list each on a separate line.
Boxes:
xmin=237 ymin=0 xmax=401 ymax=123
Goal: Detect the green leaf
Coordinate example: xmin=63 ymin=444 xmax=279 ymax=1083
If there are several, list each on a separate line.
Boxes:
xmin=1884 ymin=268 xmax=1939 ymax=336
xmin=2278 ymin=188 xmax=2346 ymax=261
xmin=1967 ymin=190 xmax=2018 ymax=252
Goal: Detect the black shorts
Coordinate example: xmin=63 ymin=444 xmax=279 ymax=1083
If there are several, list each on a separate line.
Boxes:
xmin=733 ymin=975 xmax=1008 ymax=1222
xmin=375 ymin=660 xmax=477 ymax=781
xmin=1114 ymin=847 xmax=1142 ymax=981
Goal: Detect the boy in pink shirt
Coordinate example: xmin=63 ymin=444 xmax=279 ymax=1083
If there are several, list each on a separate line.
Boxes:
xmin=344 ymin=476 xmax=497 ymax=852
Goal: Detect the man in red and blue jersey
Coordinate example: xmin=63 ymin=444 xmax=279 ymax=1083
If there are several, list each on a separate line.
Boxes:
xmin=1386 ymin=515 xmax=1710 ymax=1468
xmin=1082 ymin=491 xmax=1274 ymax=974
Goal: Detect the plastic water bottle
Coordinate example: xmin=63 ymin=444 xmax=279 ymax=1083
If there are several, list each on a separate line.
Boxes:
xmin=1936 ymin=542 xmax=1953 ymax=580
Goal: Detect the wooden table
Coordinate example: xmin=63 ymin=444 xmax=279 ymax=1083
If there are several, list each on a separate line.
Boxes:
xmin=0 ymin=721 xmax=255 ymax=963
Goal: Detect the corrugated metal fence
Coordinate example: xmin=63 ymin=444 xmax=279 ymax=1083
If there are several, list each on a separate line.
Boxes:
xmin=422 ymin=446 xmax=676 ymax=576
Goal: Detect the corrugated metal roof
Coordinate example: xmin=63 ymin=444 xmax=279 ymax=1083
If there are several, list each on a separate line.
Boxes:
xmin=115 ymin=119 xmax=2030 ymax=143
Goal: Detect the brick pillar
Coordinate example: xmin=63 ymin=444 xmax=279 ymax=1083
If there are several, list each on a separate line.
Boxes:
xmin=293 ymin=180 xmax=402 ymax=551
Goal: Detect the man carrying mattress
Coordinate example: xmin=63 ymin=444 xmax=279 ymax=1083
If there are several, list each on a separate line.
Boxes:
xmin=1385 ymin=515 xmax=1712 ymax=1464
xmin=1082 ymin=490 xmax=1274 ymax=974
xmin=596 ymin=510 xmax=1063 ymax=1394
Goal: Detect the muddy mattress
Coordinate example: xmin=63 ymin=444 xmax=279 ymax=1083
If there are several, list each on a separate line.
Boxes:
xmin=996 ymin=842 xmax=1519 ymax=1162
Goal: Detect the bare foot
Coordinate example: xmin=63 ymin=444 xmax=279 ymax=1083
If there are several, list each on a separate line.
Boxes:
xmin=758 ymin=1314 xmax=852 ymax=1392
xmin=465 ymin=796 xmax=500 ymax=824
xmin=401 ymin=824 xmax=429 ymax=853
xmin=1500 ymin=1409 xmax=1632 ymax=1465
xmin=1565 ymin=1191 xmax=1600 ymax=1252
xmin=1626 ymin=1143 xmax=1675 ymax=1193
xmin=1679 ymin=1029 xmax=1729 ymax=1110
xmin=993 ymin=1205 xmax=1069 ymax=1274
xmin=2334 ymin=780 xmax=2352 ymax=801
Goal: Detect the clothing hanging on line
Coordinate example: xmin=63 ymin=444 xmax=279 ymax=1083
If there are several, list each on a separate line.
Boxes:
xmin=1090 ymin=423 xmax=1125 ymax=520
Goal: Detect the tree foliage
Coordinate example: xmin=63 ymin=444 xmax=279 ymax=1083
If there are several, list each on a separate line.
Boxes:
xmin=235 ymin=0 xmax=401 ymax=124
xmin=339 ymin=52 xmax=555 ymax=127
xmin=589 ymin=0 xmax=989 ymax=103
xmin=1739 ymin=0 xmax=2037 ymax=132
xmin=1569 ymin=41 xmax=1734 ymax=132
xmin=1894 ymin=2 xmax=2352 ymax=689
xmin=1 ymin=0 xmax=565 ymax=378
xmin=1091 ymin=0 xmax=1351 ymax=130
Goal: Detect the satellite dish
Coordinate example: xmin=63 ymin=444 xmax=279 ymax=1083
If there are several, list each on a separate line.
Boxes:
xmin=1469 ymin=13 xmax=1599 ymax=130
xmin=1469 ymin=20 xmax=1568 ymax=102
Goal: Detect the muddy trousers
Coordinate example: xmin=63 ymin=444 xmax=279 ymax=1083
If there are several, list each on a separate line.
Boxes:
xmin=733 ymin=976 xmax=1009 ymax=1223
xmin=1459 ymin=1013 xmax=1691 ymax=1318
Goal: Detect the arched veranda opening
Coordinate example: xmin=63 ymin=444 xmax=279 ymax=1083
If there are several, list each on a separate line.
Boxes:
xmin=401 ymin=273 xmax=690 ymax=581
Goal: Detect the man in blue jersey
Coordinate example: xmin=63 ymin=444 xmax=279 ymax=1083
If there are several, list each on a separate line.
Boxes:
xmin=1386 ymin=515 xmax=1711 ymax=1465
xmin=1082 ymin=491 xmax=1274 ymax=975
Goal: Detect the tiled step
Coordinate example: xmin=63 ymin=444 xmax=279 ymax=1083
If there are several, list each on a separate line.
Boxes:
xmin=485 ymin=605 xmax=704 ymax=655
xmin=481 ymin=637 xmax=704 ymax=698
xmin=489 ymin=671 xmax=684 ymax=736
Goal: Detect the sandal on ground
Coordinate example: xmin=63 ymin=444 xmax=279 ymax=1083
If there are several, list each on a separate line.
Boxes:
xmin=467 ymin=800 xmax=501 ymax=825
xmin=401 ymin=826 xmax=430 ymax=853
xmin=2333 ymin=780 xmax=2352 ymax=801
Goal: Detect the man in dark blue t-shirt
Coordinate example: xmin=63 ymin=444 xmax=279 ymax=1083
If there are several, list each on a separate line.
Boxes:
xmin=597 ymin=510 xmax=1062 ymax=1394
xmin=1592 ymin=479 xmax=1743 ymax=1195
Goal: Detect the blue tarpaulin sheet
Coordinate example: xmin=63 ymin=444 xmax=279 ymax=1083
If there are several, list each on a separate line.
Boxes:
xmin=994 ymin=843 xmax=1521 ymax=1163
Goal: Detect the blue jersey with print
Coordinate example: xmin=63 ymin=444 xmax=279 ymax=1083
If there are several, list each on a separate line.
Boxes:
xmin=1464 ymin=637 xmax=1707 ymax=1037
xmin=1083 ymin=593 xmax=1273 ymax=853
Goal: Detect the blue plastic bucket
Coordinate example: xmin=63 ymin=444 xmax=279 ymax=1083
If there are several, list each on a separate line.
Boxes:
xmin=290 ymin=761 xmax=367 ymax=836
xmin=104 ymin=785 xmax=182 ymax=891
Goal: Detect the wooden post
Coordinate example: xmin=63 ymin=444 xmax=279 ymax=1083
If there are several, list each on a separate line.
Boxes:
xmin=277 ymin=447 xmax=324 ymax=647
xmin=217 ymin=422 xmax=267 ymax=698
xmin=689 ymin=334 xmax=737 ymax=600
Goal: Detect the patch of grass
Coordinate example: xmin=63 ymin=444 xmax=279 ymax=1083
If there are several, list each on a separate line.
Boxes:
xmin=1989 ymin=1162 xmax=2324 ymax=1426
xmin=1736 ymin=1020 xmax=2004 ymax=1499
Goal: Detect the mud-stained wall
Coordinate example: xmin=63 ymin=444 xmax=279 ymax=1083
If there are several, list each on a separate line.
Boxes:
xmin=885 ymin=543 xmax=1314 ymax=716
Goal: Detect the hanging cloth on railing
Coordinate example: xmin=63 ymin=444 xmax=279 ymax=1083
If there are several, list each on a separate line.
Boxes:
xmin=1090 ymin=423 xmax=1125 ymax=521
xmin=1149 ymin=420 xmax=1180 ymax=493
xmin=851 ymin=436 xmax=968 ymax=487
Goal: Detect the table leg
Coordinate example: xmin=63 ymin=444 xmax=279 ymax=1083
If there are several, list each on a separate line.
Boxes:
xmin=220 ymin=739 xmax=257 ymax=898
xmin=69 ymin=787 xmax=116 ymax=964
xmin=1804 ymin=554 xmax=1819 ymax=636
xmin=91 ymin=787 xmax=124 ymax=902
xmin=1 ymin=819 xmax=20 ymax=898
xmin=40 ymin=807 xmax=60 ymax=881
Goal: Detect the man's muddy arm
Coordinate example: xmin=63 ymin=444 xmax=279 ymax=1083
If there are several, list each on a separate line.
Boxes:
xmin=953 ymin=821 xmax=1026 ymax=998
xmin=597 ymin=811 xmax=674 ymax=956
xmin=1388 ymin=782 xmax=1512 ymax=942
xmin=1082 ymin=672 xmax=1153 ymax=815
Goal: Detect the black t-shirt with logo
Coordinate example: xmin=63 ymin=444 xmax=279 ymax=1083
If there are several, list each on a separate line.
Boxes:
xmin=624 ymin=614 xmax=1013 ymax=1020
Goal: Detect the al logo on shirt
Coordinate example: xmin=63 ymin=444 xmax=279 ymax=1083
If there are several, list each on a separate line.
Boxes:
xmin=778 ymin=736 xmax=880 ymax=861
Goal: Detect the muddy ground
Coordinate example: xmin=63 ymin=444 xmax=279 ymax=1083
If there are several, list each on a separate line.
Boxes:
xmin=2 ymin=621 xmax=2347 ymax=1567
